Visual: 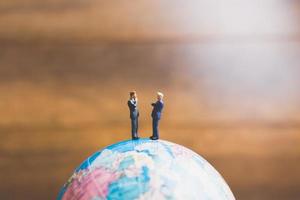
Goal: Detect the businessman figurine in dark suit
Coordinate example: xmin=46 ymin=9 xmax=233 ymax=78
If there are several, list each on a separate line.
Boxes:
xmin=128 ymin=91 xmax=139 ymax=140
xmin=150 ymin=92 xmax=164 ymax=140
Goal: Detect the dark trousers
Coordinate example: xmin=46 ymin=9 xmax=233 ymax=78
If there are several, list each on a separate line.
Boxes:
xmin=131 ymin=118 xmax=138 ymax=138
xmin=152 ymin=118 xmax=160 ymax=138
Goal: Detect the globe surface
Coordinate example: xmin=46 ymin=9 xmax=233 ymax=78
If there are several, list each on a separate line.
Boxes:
xmin=58 ymin=139 xmax=235 ymax=200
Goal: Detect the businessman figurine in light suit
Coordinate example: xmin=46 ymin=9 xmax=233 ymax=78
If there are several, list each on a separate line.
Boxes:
xmin=128 ymin=91 xmax=139 ymax=140
xmin=150 ymin=92 xmax=164 ymax=140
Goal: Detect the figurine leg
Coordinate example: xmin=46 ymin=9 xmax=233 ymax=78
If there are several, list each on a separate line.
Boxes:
xmin=131 ymin=119 xmax=135 ymax=138
xmin=136 ymin=118 xmax=139 ymax=136
xmin=131 ymin=118 xmax=139 ymax=139
xmin=151 ymin=119 xmax=159 ymax=140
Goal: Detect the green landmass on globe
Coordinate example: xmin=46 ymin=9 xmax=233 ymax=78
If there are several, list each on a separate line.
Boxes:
xmin=58 ymin=138 xmax=235 ymax=200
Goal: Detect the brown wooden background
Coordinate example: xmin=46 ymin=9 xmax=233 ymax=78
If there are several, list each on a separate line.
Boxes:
xmin=1 ymin=0 xmax=300 ymax=199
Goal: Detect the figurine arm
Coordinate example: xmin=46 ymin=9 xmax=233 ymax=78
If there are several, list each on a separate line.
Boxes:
xmin=158 ymin=102 xmax=164 ymax=111
xmin=132 ymin=100 xmax=137 ymax=107
xmin=128 ymin=100 xmax=137 ymax=109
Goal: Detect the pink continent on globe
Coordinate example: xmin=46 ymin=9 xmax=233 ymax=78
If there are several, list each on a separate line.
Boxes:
xmin=62 ymin=167 xmax=118 ymax=200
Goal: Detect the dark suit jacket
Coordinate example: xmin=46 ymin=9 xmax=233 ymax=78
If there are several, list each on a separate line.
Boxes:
xmin=128 ymin=99 xmax=139 ymax=119
xmin=151 ymin=100 xmax=164 ymax=120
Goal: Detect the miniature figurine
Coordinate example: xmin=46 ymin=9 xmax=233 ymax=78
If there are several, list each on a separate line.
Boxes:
xmin=128 ymin=91 xmax=139 ymax=140
xmin=150 ymin=92 xmax=164 ymax=140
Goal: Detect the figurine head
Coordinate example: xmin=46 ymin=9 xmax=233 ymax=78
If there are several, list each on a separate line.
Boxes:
xmin=130 ymin=91 xmax=137 ymax=100
xmin=157 ymin=92 xmax=164 ymax=101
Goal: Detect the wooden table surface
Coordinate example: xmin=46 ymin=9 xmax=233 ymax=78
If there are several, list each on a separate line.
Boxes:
xmin=1 ymin=1 xmax=300 ymax=199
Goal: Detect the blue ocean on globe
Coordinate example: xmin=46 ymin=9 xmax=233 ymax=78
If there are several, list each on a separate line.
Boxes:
xmin=58 ymin=138 xmax=235 ymax=200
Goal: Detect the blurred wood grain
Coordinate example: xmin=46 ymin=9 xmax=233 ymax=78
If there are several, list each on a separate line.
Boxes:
xmin=0 ymin=0 xmax=299 ymax=43
xmin=1 ymin=1 xmax=300 ymax=200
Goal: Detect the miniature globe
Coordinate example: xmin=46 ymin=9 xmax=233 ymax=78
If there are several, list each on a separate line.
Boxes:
xmin=57 ymin=139 xmax=235 ymax=200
